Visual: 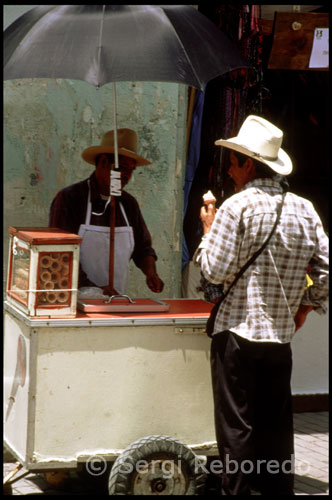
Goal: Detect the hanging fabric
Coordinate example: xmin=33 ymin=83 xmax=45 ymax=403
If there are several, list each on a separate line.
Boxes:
xmin=182 ymin=88 xmax=206 ymax=269
xmin=208 ymin=5 xmax=264 ymax=200
xmin=182 ymin=5 xmax=264 ymax=265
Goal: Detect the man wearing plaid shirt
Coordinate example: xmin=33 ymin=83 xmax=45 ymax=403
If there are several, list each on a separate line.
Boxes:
xmin=194 ymin=116 xmax=329 ymax=495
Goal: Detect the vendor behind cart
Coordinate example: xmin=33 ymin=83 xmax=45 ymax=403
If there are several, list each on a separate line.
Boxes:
xmin=49 ymin=128 xmax=164 ymax=296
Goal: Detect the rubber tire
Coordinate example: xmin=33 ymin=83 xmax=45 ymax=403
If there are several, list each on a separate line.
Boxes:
xmin=108 ymin=435 xmax=206 ymax=495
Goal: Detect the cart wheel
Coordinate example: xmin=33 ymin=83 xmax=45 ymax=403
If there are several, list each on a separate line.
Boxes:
xmin=108 ymin=435 xmax=206 ymax=495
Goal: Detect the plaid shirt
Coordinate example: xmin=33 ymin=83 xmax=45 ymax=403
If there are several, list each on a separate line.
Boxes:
xmin=194 ymin=178 xmax=329 ymax=343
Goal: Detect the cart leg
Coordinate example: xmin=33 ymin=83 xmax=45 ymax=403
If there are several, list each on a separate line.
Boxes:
xmin=3 ymin=463 xmax=30 ymax=495
xmin=3 ymin=462 xmax=23 ymax=486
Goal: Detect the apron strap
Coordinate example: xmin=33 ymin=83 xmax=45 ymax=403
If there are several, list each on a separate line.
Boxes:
xmin=119 ymin=202 xmax=130 ymax=227
xmin=85 ymin=180 xmax=92 ymax=225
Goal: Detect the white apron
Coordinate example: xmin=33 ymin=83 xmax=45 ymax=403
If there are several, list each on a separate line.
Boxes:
xmin=78 ymin=181 xmax=134 ymax=294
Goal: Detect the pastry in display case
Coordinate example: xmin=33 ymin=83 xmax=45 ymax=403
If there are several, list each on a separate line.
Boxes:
xmin=7 ymin=227 xmax=81 ymax=318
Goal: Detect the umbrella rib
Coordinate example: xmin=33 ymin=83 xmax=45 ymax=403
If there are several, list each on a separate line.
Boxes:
xmin=96 ymin=5 xmax=106 ymax=87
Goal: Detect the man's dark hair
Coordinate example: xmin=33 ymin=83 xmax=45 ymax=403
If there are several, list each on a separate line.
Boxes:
xmin=232 ymin=149 xmax=289 ymax=191
xmin=233 ymin=150 xmax=274 ymax=179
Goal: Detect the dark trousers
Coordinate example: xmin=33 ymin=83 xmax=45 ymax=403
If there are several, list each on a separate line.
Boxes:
xmin=210 ymin=330 xmax=294 ymax=495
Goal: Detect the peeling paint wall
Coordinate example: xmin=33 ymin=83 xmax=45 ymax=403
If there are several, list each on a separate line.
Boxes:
xmin=4 ymin=6 xmax=188 ymax=298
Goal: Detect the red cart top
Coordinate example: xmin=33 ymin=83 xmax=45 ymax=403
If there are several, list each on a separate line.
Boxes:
xmin=9 ymin=227 xmax=82 ymax=245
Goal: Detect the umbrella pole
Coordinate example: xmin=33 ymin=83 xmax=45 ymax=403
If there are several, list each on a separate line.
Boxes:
xmin=109 ymin=83 xmax=120 ymax=291
xmin=113 ymin=83 xmax=119 ymax=170
xmin=109 ymin=195 xmax=116 ymax=290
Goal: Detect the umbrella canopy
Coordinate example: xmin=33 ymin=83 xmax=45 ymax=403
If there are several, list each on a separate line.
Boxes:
xmin=4 ymin=4 xmax=250 ymax=293
xmin=4 ymin=4 xmax=250 ymax=90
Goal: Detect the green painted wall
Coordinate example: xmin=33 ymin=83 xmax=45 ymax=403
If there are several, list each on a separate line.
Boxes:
xmin=4 ymin=6 xmax=188 ymax=298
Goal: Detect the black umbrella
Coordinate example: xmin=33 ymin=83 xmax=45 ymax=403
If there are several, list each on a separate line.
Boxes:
xmin=4 ymin=4 xmax=250 ymax=290
xmin=4 ymin=5 xmax=249 ymax=89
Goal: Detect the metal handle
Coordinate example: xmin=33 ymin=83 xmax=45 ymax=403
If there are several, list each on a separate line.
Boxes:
xmin=104 ymin=294 xmax=136 ymax=304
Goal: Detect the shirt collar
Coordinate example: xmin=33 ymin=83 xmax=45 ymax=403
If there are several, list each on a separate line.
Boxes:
xmin=241 ymin=177 xmax=283 ymax=194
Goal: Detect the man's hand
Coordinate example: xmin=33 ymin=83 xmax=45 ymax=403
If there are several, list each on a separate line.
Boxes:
xmin=146 ymin=273 xmax=164 ymax=293
xmin=139 ymin=255 xmax=164 ymax=293
xmin=200 ymin=203 xmax=216 ymax=235
xmin=294 ymin=304 xmax=314 ymax=331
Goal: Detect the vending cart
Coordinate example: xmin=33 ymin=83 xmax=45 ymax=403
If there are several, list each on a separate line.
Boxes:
xmin=4 ymin=228 xmax=217 ymax=495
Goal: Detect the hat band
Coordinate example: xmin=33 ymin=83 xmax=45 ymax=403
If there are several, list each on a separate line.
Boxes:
xmin=120 ymin=147 xmax=137 ymax=155
xmin=252 ymin=151 xmax=278 ymax=161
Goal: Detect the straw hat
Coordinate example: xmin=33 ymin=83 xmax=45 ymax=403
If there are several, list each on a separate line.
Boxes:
xmin=215 ymin=115 xmax=292 ymax=175
xmin=82 ymin=128 xmax=151 ymax=166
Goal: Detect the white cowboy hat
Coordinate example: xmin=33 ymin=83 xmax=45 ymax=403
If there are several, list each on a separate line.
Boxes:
xmin=215 ymin=115 xmax=292 ymax=175
xmin=82 ymin=128 xmax=151 ymax=166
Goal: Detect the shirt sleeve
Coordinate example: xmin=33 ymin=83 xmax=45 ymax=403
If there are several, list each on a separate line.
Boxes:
xmin=49 ymin=183 xmax=87 ymax=235
xmin=194 ymin=202 xmax=242 ymax=285
xmin=301 ymin=215 xmax=329 ymax=314
xmin=49 ymin=182 xmax=96 ymax=288
xmin=49 ymin=191 xmax=70 ymax=230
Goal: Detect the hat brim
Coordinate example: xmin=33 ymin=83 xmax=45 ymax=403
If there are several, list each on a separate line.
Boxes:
xmin=215 ymin=138 xmax=292 ymax=175
xmin=82 ymin=146 xmax=151 ymax=166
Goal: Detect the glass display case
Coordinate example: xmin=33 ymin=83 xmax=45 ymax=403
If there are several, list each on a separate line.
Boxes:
xmin=7 ymin=227 xmax=81 ymax=318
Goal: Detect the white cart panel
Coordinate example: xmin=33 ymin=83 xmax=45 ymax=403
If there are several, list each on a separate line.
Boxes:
xmin=4 ymin=300 xmax=216 ymax=470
